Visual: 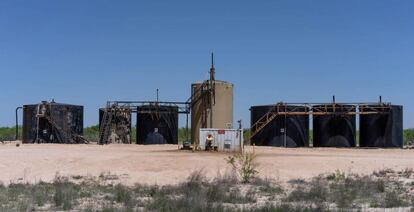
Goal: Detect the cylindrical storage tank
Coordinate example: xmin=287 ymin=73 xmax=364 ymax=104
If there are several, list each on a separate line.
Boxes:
xmin=23 ymin=104 xmax=38 ymax=143
xmin=99 ymin=107 xmax=132 ymax=144
xmin=191 ymin=80 xmax=233 ymax=146
xmin=313 ymin=104 xmax=356 ymax=147
xmin=359 ymin=105 xmax=403 ymax=148
xmin=22 ymin=101 xmax=83 ymax=144
xmin=136 ymin=105 xmax=178 ymax=145
xmin=250 ymin=105 xmax=309 ymax=147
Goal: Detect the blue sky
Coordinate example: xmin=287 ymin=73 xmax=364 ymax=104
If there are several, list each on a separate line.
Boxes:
xmin=0 ymin=0 xmax=413 ymax=128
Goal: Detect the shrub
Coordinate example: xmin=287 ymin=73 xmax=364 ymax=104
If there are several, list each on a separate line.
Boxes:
xmin=53 ymin=176 xmax=80 ymax=210
xmin=252 ymin=177 xmax=284 ymax=195
xmin=32 ymin=182 xmax=52 ymax=206
xmin=287 ymin=177 xmax=327 ymax=203
xmin=113 ymin=184 xmax=133 ymax=207
xmin=226 ymin=152 xmax=259 ymax=183
xmin=383 ymin=190 xmax=408 ymax=208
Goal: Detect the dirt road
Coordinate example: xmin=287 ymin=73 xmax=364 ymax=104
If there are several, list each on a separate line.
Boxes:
xmin=0 ymin=143 xmax=413 ymax=185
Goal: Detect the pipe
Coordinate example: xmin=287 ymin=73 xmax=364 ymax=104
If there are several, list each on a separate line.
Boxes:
xmin=15 ymin=107 xmax=22 ymax=140
xmin=237 ymin=120 xmax=243 ymax=153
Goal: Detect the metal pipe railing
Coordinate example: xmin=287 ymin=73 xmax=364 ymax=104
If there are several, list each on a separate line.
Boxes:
xmin=15 ymin=107 xmax=22 ymax=140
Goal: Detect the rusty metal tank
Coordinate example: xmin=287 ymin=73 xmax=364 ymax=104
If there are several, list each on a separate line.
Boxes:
xmin=99 ymin=107 xmax=132 ymax=144
xmin=191 ymin=80 xmax=233 ymax=146
xmin=22 ymin=101 xmax=83 ymax=144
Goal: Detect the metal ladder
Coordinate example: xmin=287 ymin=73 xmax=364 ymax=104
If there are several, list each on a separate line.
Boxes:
xmin=99 ymin=107 xmax=113 ymax=145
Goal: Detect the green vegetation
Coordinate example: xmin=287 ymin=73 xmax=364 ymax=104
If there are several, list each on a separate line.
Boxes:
xmin=0 ymin=169 xmax=413 ymax=211
xmin=243 ymin=129 xmax=251 ymax=145
xmin=83 ymin=125 xmax=99 ymax=142
xmin=178 ymin=127 xmax=191 ymax=143
xmin=404 ymin=128 xmax=414 ymax=145
xmin=226 ymin=152 xmax=258 ymax=183
xmin=0 ymin=126 xmax=21 ymax=141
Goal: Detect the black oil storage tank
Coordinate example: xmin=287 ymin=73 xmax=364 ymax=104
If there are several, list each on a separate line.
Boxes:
xmin=136 ymin=105 xmax=178 ymax=145
xmin=313 ymin=104 xmax=356 ymax=147
xmin=99 ymin=107 xmax=132 ymax=144
xmin=359 ymin=105 xmax=403 ymax=148
xmin=22 ymin=101 xmax=83 ymax=144
xmin=250 ymin=105 xmax=309 ymax=147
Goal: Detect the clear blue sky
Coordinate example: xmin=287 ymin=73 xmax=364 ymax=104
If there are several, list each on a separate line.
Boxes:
xmin=0 ymin=0 xmax=413 ymax=128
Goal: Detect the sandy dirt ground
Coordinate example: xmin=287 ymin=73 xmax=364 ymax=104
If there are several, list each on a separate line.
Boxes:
xmin=0 ymin=142 xmax=413 ymax=185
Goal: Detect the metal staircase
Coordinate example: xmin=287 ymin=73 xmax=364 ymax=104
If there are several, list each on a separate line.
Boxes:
xmin=44 ymin=116 xmax=88 ymax=144
xmin=98 ymin=106 xmax=113 ymax=145
xmin=250 ymin=104 xmax=284 ymax=140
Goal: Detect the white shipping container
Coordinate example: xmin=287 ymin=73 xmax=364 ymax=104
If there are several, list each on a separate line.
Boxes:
xmin=199 ymin=129 xmax=243 ymax=152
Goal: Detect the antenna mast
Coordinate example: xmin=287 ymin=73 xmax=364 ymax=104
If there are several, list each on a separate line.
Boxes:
xmin=208 ymin=52 xmax=216 ymax=128
xmin=210 ymin=53 xmax=215 ymax=81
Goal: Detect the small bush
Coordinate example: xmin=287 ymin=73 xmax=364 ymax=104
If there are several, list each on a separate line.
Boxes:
xmin=411 ymin=196 xmax=414 ymax=208
xmin=226 ymin=152 xmax=259 ymax=183
xmin=32 ymin=182 xmax=52 ymax=206
xmin=252 ymin=178 xmax=284 ymax=195
xmin=287 ymin=176 xmax=328 ymax=204
xmin=113 ymin=184 xmax=133 ymax=206
xmin=7 ymin=183 xmax=28 ymax=201
xmin=373 ymin=169 xmax=394 ymax=178
xmin=383 ymin=190 xmax=408 ymax=208
xmin=101 ymin=204 xmax=118 ymax=212
xmin=53 ymin=176 xmax=80 ymax=210
xmin=328 ymin=173 xmax=387 ymax=208
xmin=17 ymin=199 xmax=32 ymax=212
xmin=401 ymin=168 xmax=414 ymax=178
